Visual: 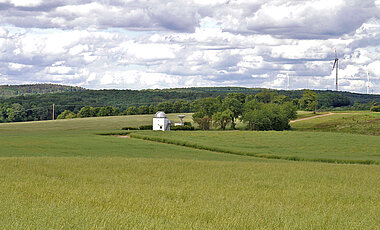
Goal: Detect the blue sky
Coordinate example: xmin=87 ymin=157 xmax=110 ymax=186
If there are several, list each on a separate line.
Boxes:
xmin=0 ymin=0 xmax=379 ymax=93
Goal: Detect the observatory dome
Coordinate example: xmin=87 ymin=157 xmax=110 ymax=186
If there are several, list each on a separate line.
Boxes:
xmin=154 ymin=111 xmax=167 ymax=118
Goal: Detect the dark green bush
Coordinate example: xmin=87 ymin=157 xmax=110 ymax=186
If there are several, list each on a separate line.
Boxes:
xmin=139 ymin=125 xmax=153 ymax=130
xmin=171 ymin=125 xmax=195 ymax=131
xmin=370 ymin=105 xmax=380 ymax=112
xmin=121 ymin=127 xmax=139 ymax=130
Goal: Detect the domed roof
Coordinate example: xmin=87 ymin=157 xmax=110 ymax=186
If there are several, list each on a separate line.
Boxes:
xmin=154 ymin=111 xmax=167 ymax=118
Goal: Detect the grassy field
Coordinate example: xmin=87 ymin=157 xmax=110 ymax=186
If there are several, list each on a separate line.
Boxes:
xmin=131 ymin=130 xmax=380 ymax=164
xmin=291 ymin=112 xmax=380 ymax=136
xmin=0 ymin=114 xmax=379 ymax=229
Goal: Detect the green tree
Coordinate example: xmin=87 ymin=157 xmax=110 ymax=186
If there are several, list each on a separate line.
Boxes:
xmin=317 ymin=93 xmax=350 ymax=107
xmin=123 ymin=106 xmax=137 ymax=115
xmin=212 ymin=109 xmax=233 ymax=130
xmin=281 ymin=102 xmax=297 ymax=120
xmin=137 ymin=105 xmax=149 ymax=114
xmin=97 ymin=106 xmax=120 ymax=116
xmin=241 ymin=102 xmax=290 ymax=131
xmin=180 ymin=101 xmax=191 ymax=113
xmin=241 ymin=100 xmax=262 ymax=129
xmin=221 ymin=97 xmax=242 ymax=129
xmin=57 ymin=110 xmax=76 ymax=119
xmin=6 ymin=103 xmax=26 ymax=122
xmin=0 ymin=103 xmax=10 ymax=122
xmin=226 ymin=93 xmax=246 ymax=104
xmin=173 ymin=100 xmax=183 ymax=113
xmin=255 ymin=89 xmax=277 ymax=103
xmin=191 ymin=97 xmax=220 ymax=118
xmin=149 ymin=105 xmax=158 ymax=114
xmin=77 ymin=106 xmax=96 ymax=118
xmin=272 ymin=95 xmax=291 ymax=104
xmin=157 ymin=102 xmax=173 ymax=113
xmin=300 ymin=90 xmax=318 ymax=113
xmin=370 ymin=105 xmax=380 ymax=112
xmin=193 ymin=115 xmax=212 ymax=130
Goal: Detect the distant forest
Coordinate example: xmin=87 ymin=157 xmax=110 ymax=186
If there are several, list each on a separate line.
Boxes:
xmin=0 ymin=84 xmax=85 ymax=98
xmin=0 ymin=84 xmax=379 ymax=122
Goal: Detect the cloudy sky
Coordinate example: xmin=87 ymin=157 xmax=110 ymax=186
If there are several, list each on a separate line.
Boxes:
xmin=0 ymin=0 xmax=379 ymax=93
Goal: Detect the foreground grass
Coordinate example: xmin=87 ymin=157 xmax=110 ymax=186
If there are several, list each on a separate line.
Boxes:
xmin=0 ymin=157 xmax=379 ymax=229
xmin=291 ymin=112 xmax=380 ymax=136
xmin=0 ymin=115 xmax=379 ymax=228
xmin=131 ymin=131 xmax=380 ymax=164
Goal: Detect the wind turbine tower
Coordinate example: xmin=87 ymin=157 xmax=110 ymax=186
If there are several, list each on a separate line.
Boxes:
xmin=332 ymin=49 xmax=339 ymax=91
xmin=367 ymin=71 xmax=370 ymax=94
xmin=287 ymin=73 xmax=290 ymax=90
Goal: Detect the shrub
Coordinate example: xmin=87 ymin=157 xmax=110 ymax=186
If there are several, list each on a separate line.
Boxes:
xmin=139 ymin=125 xmax=153 ymax=130
xmin=121 ymin=127 xmax=139 ymax=130
xmin=242 ymin=103 xmax=290 ymax=131
xmin=370 ymin=105 xmax=380 ymax=112
xmin=171 ymin=125 xmax=195 ymax=131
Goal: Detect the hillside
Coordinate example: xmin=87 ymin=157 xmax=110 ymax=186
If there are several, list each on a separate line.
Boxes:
xmin=0 ymin=84 xmax=85 ymax=98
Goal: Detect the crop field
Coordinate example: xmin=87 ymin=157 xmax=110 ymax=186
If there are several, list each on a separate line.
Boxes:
xmin=0 ymin=114 xmax=379 ymax=229
xmin=131 ymin=130 xmax=380 ymax=164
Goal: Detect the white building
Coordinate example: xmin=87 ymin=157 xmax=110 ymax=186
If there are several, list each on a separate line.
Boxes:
xmin=153 ymin=111 xmax=171 ymax=131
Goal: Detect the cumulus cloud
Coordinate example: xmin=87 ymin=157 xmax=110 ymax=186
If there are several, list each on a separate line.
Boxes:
xmin=0 ymin=0 xmax=379 ymax=93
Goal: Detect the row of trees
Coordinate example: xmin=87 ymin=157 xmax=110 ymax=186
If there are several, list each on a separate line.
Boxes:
xmin=57 ymin=100 xmax=192 ymax=119
xmin=191 ymin=91 xmax=299 ymax=131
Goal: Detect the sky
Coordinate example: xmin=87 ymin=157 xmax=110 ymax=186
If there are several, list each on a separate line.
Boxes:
xmin=0 ymin=0 xmax=379 ymax=93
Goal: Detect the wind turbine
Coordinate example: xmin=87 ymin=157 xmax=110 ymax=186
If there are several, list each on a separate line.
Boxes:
xmin=367 ymin=70 xmax=370 ymax=94
xmin=287 ymin=73 xmax=290 ymax=90
xmin=332 ymin=49 xmax=339 ymax=91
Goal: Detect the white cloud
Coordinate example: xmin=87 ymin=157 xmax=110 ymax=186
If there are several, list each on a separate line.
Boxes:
xmin=0 ymin=1 xmax=379 ymax=93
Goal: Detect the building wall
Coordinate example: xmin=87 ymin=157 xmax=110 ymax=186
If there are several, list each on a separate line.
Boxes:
xmin=153 ymin=118 xmax=170 ymax=131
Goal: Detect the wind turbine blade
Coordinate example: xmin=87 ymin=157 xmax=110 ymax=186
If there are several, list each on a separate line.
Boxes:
xmin=332 ymin=60 xmax=337 ymax=70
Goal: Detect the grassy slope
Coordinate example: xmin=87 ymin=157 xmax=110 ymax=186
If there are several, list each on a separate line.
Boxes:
xmin=291 ymin=112 xmax=380 ymax=136
xmin=0 ymin=114 xmax=379 ymax=229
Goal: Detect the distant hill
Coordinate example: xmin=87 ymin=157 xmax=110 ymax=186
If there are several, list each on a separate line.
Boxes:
xmin=0 ymin=84 xmax=86 ymax=98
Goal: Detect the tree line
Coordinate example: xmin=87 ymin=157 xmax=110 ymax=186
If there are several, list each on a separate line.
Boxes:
xmin=56 ymin=100 xmax=192 ymax=119
xmin=0 ymin=87 xmax=378 ymax=123
xmin=0 ymin=84 xmax=85 ymax=99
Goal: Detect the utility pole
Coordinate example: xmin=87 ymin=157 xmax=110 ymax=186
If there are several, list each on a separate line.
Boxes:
xmin=52 ymin=104 xmax=55 ymax=120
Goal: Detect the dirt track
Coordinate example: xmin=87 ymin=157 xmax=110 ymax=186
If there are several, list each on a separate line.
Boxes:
xmin=290 ymin=113 xmax=334 ymax=123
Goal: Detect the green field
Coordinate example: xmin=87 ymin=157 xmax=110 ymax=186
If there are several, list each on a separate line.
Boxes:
xmin=131 ymin=130 xmax=380 ymax=164
xmin=0 ymin=114 xmax=379 ymax=229
xmin=291 ymin=112 xmax=380 ymax=136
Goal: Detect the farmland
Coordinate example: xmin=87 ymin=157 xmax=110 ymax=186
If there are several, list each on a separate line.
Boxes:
xmin=0 ymin=113 xmax=379 ymax=229
xmin=131 ymin=130 xmax=380 ymax=164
